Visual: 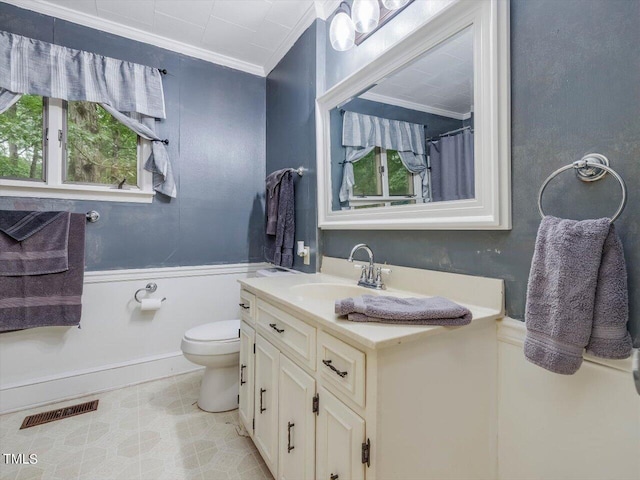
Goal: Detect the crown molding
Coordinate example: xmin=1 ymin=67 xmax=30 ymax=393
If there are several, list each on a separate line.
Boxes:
xmin=1 ymin=0 xmax=275 ymax=76
xmin=264 ymin=2 xmax=318 ymax=76
xmin=359 ymin=91 xmax=471 ymax=120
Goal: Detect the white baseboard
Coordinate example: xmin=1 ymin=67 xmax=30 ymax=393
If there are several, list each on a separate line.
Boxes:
xmin=0 ymin=351 xmax=202 ymax=414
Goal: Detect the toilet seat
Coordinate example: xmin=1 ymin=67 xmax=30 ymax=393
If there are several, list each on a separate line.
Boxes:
xmin=181 ymin=319 xmax=240 ymax=356
xmin=185 ymin=319 xmax=239 ymax=342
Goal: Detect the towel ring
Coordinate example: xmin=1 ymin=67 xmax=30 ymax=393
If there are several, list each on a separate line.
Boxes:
xmin=538 ymin=154 xmax=627 ymax=222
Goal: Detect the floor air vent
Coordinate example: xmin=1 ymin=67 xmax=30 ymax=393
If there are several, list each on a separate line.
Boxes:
xmin=20 ymin=399 xmax=99 ymax=429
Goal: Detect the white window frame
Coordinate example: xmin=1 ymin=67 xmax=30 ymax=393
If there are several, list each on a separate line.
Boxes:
xmin=0 ymin=97 xmax=155 ymax=203
xmin=347 ymin=147 xmax=423 ymax=209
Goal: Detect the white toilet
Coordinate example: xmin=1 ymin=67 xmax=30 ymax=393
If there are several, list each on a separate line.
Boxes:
xmin=181 ymin=319 xmax=240 ymax=412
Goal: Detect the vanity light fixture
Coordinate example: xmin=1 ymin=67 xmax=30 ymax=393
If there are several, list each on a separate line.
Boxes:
xmin=329 ymin=0 xmax=414 ymax=51
xmin=381 ymin=0 xmax=410 ymax=9
xmin=352 ymin=0 xmax=380 ymax=33
xmin=329 ymin=2 xmax=356 ymax=51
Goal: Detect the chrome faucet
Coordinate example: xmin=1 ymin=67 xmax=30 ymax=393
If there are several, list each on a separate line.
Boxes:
xmin=347 ymin=243 xmax=387 ymax=290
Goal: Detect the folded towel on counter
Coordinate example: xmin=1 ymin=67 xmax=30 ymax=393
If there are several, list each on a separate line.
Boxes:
xmin=265 ymin=170 xmax=295 ymax=268
xmin=335 ymin=295 xmax=472 ymax=326
xmin=0 ymin=211 xmax=70 ymax=275
xmin=524 ymin=216 xmax=632 ymax=375
xmin=0 ymin=213 xmax=86 ymax=332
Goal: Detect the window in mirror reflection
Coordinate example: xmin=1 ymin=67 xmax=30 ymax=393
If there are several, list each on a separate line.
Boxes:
xmin=352 ymin=148 xmax=382 ymax=196
xmin=387 ymin=150 xmax=414 ymax=196
xmin=350 ymin=147 xmax=421 ymax=208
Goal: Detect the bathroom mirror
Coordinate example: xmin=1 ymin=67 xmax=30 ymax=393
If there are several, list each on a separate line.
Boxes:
xmin=316 ymin=0 xmax=511 ymax=230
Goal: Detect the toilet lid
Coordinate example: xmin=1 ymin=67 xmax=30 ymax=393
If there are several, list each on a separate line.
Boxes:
xmin=184 ymin=319 xmax=240 ymax=342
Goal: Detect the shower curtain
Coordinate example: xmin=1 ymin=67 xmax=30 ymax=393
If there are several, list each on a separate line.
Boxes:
xmin=429 ymin=129 xmax=474 ymax=202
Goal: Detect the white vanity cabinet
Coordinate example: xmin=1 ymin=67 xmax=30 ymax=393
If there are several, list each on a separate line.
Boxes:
xmin=254 ymin=335 xmax=280 ymax=475
xmin=239 ymin=290 xmax=368 ymax=480
xmin=238 ymin=260 xmax=504 ymax=480
xmin=316 ymin=386 xmax=366 ymax=480
xmin=238 ymin=321 xmax=255 ymax=434
xmin=278 ymin=355 xmax=316 ymax=480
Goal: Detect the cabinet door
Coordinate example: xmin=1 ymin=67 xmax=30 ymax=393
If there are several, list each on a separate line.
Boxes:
xmin=239 ymin=321 xmax=255 ymax=436
xmin=254 ymin=334 xmax=280 ymax=477
xmin=316 ymin=387 xmax=366 ymax=480
xmin=278 ymin=355 xmax=316 ymax=480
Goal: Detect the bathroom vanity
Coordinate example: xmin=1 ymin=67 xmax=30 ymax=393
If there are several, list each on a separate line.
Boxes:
xmin=238 ymin=257 xmax=504 ymax=480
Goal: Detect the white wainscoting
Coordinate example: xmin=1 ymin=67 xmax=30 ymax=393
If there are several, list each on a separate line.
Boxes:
xmin=0 ymin=262 xmax=269 ymax=414
xmin=497 ymin=318 xmax=640 ymax=480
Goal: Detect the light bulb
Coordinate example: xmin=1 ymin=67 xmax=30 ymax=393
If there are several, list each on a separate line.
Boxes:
xmin=381 ymin=0 xmax=410 ymax=10
xmin=352 ymin=0 xmax=380 ymax=34
xmin=329 ymin=11 xmax=355 ymax=51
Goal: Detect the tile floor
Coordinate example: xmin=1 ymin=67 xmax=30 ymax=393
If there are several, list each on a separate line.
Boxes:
xmin=0 ymin=372 xmax=273 ymax=480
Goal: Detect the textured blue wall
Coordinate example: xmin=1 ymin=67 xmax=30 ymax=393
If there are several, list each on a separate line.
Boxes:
xmin=265 ymin=21 xmax=318 ymax=272
xmin=0 ymin=3 xmax=266 ymax=270
xmin=319 ymin=0 xmax=640 ymax=343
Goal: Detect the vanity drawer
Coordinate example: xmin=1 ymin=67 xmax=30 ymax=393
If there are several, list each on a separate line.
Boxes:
xmin=256 ymin=300 xmax=316 ymax=370
xmin=239 ymin=289 xmax=256 ymax=325
xmin=317 ymin=331 xmax=366 ymax=408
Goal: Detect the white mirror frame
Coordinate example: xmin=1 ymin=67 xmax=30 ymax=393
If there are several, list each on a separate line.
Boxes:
xmin=316 ymin=0 xmax=511 ymax=230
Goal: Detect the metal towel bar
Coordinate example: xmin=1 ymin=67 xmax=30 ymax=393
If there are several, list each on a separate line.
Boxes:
xmin=537 ymin=154 xmax=627 ymax=222
xmin=85 ymin=211 xmax=100 ymax=222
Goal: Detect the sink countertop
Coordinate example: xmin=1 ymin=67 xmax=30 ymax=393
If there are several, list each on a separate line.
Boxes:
xmin=239 ymin=258 xmax=504 ymax=350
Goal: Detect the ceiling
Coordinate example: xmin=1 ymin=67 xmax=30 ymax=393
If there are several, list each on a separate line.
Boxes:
xmin=362 ymin=26 xmax=473 ymax=120
xmin=3 ymin=0 xmax=341 ymax=76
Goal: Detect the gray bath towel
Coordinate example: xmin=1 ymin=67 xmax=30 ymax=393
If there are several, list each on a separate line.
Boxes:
xmin=524 ymin=216 xmax=632 ymax=375
xmin=0 ymin=213 xmax=85 ymax=332
xmin=335 ymin=295 xmax=472 ymax=326
xmin=265 ymin=170 xmax=295 ymax=268
xmin=265 ymin=169 xmax=289 ymax=235
xmin=0 ymin=211 xmax=70 ymax=276
xmin=0 ymin=210 xmax=66 ymax=241
xmin=586 ymin=227 xmax=632 ymax=358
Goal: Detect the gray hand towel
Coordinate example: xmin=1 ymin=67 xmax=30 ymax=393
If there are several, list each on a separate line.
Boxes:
xmin=0 ymin=210 xmax=66 ymax=241
xmin=524 ymin=216 xmax=631 ymax=375
xmin=0 ymin=211 xmax=70 ymax=276
xmin=586 ymin=224 xmax=632 ymax=358
xmin=335 ymin=295 xmax=472 ymax=326
xmin=265 ymin=170 xmax=295 ymax=268
xmin=265 ymin=169 xmax=289 ymax=235
xmin=346 ymin=312 xmax=471 ymax=326
xmin=0 ymin=213 xmax=85 ymax=332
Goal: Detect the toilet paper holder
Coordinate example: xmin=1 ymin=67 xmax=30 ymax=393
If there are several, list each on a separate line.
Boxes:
xmin=134 ymin=283 xmax=166 ymax=303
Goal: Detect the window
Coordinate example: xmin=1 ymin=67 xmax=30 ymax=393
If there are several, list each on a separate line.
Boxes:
xmin=349 ymin=147 xmax=423 ymax=209
xmin=0 ymin=96 xmax=153 ymax=202
xmin=0 ymin=95 xmax=45 ymax=181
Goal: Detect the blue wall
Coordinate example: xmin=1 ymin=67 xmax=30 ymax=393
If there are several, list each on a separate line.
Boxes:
xmin=0 ymin=3 xmax=266 ymax=270
xmin=319 ymin=0 xmax=640 ymax=343
xmin=265 ymin=21 xmax=318 ymax=272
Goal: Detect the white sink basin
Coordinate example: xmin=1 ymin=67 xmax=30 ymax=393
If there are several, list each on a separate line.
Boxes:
xmin=289 ymin=283 xmax=382 ymax=301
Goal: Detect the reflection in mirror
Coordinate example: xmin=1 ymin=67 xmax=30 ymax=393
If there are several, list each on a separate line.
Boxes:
xmin=331 ymin=26 xmax=474 ymax=211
